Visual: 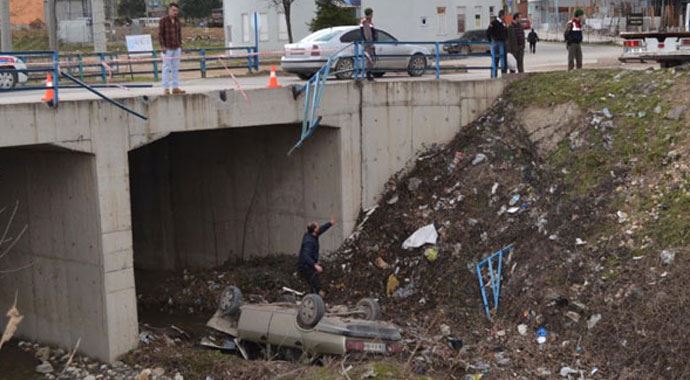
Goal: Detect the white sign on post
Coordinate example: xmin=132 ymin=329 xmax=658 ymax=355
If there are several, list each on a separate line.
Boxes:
xmin=126 ymin=34 xmax=154 ymax=57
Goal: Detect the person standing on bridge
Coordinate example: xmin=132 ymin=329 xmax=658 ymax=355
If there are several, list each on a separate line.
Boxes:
xmin=565 ymin=9 xmax=584 ymax=71
xmin=297 ymin=217 xmax=336 ymax=297
xmin=360 ymin=8 xmax=378 ymax=81
xmin=507 ymin=12 xmax=526 ymax=73
xmin=158 ymin=3 xmax=186 ymax=95
xmin=487 ymin=10 xmax=508 ymax=76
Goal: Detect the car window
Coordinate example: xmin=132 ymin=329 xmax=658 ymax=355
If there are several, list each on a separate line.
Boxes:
xmin=340 ymin=30 xmax=360 ymax=43
xmin=302 ymin=29 xmax=341 ymax=43
xmin=377 ymin=31 xmax=397 ymax=42
xmin=466 ymin=31 xmax=481 ymax=41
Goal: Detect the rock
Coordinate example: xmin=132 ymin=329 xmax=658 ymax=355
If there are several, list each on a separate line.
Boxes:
xmin=602 ymin=107 xmax=613 ymax=119
xmin=440 ymin=324 xmax=451 ymax=336
xmin=174 ymin=373 xmax=184 ymax=380
xmin=494 ymin=351 xmax=511 ymax=367
xmin=565 ymin=311 xmax=581 ymax=323
xmin=638 ymin=111 xmax=646 ymax=118
xmin=136 ymin=369 xmax=152 ymax=380
xmin=152 ymin=367 xmax=165 ymax=377
xmin=472 ymin=153 xmax=487 ymax=166
xmin=559 ymin=366 xmax=579 ymax=377
xmin=654 ymin=105 xmax=662 ymax=114
xmin=113 ymin=361 xmax=125 ymax=368
xmin=407 ymin=177 xmax=423 ymax=192
xmin=35 ymin=347 xmax=51 ymax=362
xmin=537 ymin=367 xmax=552 ymax=378
xmin=36 ymin=362 xmax=54 ymax=374
xmin=666 ymin=105 xmax=686 ymax=121
xmin=660 ymin=250 xmax=676 ymax=265
xmin=575 ymin=238 xmax=587 ymax=246
xmin=83 ymin=375 xmax=96 ymax=380
xmin=496 ymin=330 xmax=506 ymax=337
xmin=387 ymin=194 xmax=399 ymax=205
xmin=517 ymin=324 xmax=528 ymax=336
xmin=467 ymin=218 xmax=479 ymax=226
xmin=587 ymin=314 xmax=602 ymax=330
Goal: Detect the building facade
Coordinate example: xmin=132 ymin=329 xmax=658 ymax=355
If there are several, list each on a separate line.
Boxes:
xmin=360 ymin=0 xmax=502 ymax=42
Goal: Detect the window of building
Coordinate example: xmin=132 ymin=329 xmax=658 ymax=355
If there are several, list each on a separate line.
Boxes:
xmin=259 ymin=13 xmax=269 ymax=42
xmin=457 ymin=6 xmax=466 ymax=33
xmin=278 ymin=13 xmax=289 ymax=41
xmin=437 ymin=6 xmax=447 ymax=35
xmin=242 ymin=13 xmax=250 ymax=43
xmin=475 ymin=6 xmax=483 ymax=28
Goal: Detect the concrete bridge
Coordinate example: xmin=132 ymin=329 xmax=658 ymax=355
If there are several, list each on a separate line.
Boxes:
xmin=0 ymin=78 xmax=503 ymax=361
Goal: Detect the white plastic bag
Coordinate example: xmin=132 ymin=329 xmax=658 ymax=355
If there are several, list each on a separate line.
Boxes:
xmin=507 ymin=53 xmax=518 ymax=72
xmin=402 ymin=224 xmax=438 ymax=249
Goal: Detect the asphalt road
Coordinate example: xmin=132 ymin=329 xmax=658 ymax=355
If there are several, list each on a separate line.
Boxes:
xmin=0 ymin=42 xmax=625 ymax=105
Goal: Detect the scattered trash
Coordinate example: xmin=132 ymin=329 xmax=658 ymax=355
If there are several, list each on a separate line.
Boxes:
xmin=387 ymin=194 xmax=399 ymax=205
xmin=402 ymin=224 xmax=438 ymax=249
xmin=587 ymin=314 xmax=602 ymax=330
xmin=559 ymin=366 xmax=579 ymax=377
xmin=476 ymin=245 xmax=514 ymax=319
xmin=637 ymin=111 xmax=646 ymax=118
xmin=0 ymin=292 xmax=23 ymax=350
xmin=537 ymin=367 xmax=552 ymax=377
xmin=617 ymin=211 xmax=628 ymax=224
xmin=139 ymin=331 xmax=155 ymax=344
xmin=517 ymin=324 xmax=528 ymax=336
xmin=447 ymin=152 xmax=465 ymax=173
xmin=35 ymin=361 xmax=54 ymax=374
xmin=660 ymin=249 xmax=676 ymax=265
xmin=440 ymin=324 xmax=451 ymax=336
xmin=447 ymin=336 xmax=463 ymax=350
xmin=472 ymin=153 xmax=488 ymax=166
xmin=507 ymin=207 xmax=520 ymax=214
xmin=665 ymin=105 xmax=686 ymax=121
xmin=565 ymin=311 xmax=581 ymax=323
xmin=494 ymin=351 xmax=511 ymax=367
xmin=654 ymin=105 xmax=662 ymax=114
xmin=509 ymin=194 xmax=521 ymax=206
xmin=361 ymin=366 xmax=377 ymax=378
xmin=491 ymin=183 xmax=499 ymax=195
xmin=200 ymin=337 xmax=237 ymax=351
xmin=393 ymin=283 xmax=416 ymax=299
xmin=575 ymin=238 xmax=587 ymax=246
xmin=536 ymin=327 xmax=548 ymax=344
xmin=408 ymin=177 xmax=423 ymax=192
xmin=386 ymin=274 xmax=400 ymax=297
xmin=424 ymin=247 xmax=439 ymax=262
xmin=602 ymin=107 xmax=613 ymax=119
xmin=375 ymin=257 xmax=391 ymax=269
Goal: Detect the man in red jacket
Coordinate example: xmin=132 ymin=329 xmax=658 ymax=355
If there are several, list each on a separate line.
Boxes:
xmin=158 ymin=3 xmax=185 ymax=95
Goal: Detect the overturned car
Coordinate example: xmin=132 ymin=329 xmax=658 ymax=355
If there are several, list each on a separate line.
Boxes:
xmin=206 ymin=286 xmax=402 ymax=357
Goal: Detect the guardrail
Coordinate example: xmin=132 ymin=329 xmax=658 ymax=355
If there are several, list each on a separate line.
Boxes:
xmin=0 ymin=51 xmax=60 ymax=100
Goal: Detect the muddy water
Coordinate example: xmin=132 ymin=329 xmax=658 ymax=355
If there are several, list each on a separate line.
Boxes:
xmin=0 ymin=340 xmax=42 ymax=379
xmin=137 ymin=307 xmax=213 ymax=338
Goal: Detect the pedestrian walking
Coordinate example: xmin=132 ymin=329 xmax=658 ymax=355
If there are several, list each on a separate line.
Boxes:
xmin=507 ymin=12 xmax=526 ymax=73
xmin=487 ymin=10 xmax=508 ymax=75
xmin=360 ymin=8 xmax=378 ymax=81
xmin=528 ymin=28 xmax=539 ymax=54
xmin=565 ymin=9 xmax=584 ymax=71
xmin=158 ymin=2 xmax=185 ymax=95
xmin=297 ymin=217 xmax=336 ymax=297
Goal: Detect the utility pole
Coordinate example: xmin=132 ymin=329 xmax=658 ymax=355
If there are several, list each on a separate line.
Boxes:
xmin=0 ymin=0 xmax=12 ymax=51
xmin=92 ymin=0 xmax=107 ymax=52
xmin=44 ymin=0 xmax=57 ymax=50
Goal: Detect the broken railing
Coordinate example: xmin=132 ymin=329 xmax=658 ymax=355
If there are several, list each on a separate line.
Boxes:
xmin=476 ymin=244 xmax=514 ymax=320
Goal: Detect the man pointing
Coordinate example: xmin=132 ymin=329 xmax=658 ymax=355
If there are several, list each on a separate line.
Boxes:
xmin=297 ymin=217 xmax=336 ymax=297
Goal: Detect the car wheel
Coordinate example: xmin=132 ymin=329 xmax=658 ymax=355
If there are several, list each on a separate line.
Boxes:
xmin=297 ymin=294 xmax=325 ymax=329
xmin=218 ymin=286 xmax=243 ymax=316
xmin=334 ymin=58 xmax=354 ymax=80
xmin=407 ymin=54 xmax=427 ymax=77
xmin=355 ymin=298 xmax=381 ymax=321
xmin=0 ymin=71 xmax=17 ymax=89
xmin=296 ymin=73 xmax=313 ymax=80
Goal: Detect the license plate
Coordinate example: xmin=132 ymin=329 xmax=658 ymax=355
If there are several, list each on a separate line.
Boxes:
xmin=363 ymin=342 xmax=387 ymax=353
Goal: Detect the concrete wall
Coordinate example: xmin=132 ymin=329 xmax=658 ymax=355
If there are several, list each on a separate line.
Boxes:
xmin=0 ymin=78 xmax=503 ymax=361
xmin=130 ymin=126 xmax=342 ymax=271
xmin=0 ymin=146 xmax=109 ymax=359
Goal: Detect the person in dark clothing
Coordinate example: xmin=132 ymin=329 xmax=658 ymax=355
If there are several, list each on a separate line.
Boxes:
xmin=565 ymin=9 xmax=584 ymax=70
xmin=360 ymin=8 xmax=378 ymax=81
xmin=487 ymin=10 xmax=508 ymax=75
xmin=506 ymin=12 xmax=526 ymax=73
xmin=527 ymin=28 xmax=539 ymax=54
xmin=297 ymin=217 xmax=336 ymax=296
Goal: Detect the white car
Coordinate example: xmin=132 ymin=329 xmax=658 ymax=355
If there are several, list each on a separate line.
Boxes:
xmin=0 ymin=56 xmax=28 ymax=89
xmin=281 ymin=26 xmax=430 ymax=80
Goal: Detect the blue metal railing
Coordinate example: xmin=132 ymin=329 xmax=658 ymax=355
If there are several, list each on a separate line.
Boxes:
xmin=476 ymin=244 xmax=514 ymax=320
xmin=0 ymin=51 xmax=60 ymax=103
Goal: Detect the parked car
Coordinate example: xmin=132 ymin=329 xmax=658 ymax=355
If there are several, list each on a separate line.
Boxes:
xmin=281 ymin=26 xmax=430 ymax=80
xmin=0 ymin=56 xmax=28 ymax=89
xmin=443 ymin=30 xmax=491 ymax=55
xmin=206 ymin=286 xmax=403 ymax=357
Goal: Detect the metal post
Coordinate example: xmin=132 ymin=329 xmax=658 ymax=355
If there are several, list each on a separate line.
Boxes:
xmin=0 ymin=0 xmax=12 ymax=51
xmin=99 ymin=52 xmax=107 ymax=83
xmin=152 ymin=50 xmax=159 ymax=82
xmin=490 ymin=43 xmax=497 ymax=78
xmin=78 ymin=54 xmax=84 ymax=81
xmin=200 ymin=49 xmax=207 ymax=78
xmin=434 ymin=41 xmax=441 ymax=80
xmin=53 ymin=51 xmax=60 ymax=107
xmin=253 ymin=12 xmax=260 ymax=70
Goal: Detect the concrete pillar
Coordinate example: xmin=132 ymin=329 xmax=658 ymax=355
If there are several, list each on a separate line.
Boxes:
xmin=92 ymin=0 xmax=107 ymax=52
xmin=44 ymin=0 xmax=57 ymax=51
xmin=0 ymin=0 xmax=11 ymax=51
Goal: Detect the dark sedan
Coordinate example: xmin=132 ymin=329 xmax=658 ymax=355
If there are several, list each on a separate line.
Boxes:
xmin=443 ymin=30 xmax=492 ymax=55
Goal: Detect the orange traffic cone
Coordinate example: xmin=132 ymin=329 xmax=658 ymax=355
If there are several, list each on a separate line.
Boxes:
xmin=41 ymin=73 xmax=55 ymax=107
xmin=267 ymin=65 xmax=281 ymax=89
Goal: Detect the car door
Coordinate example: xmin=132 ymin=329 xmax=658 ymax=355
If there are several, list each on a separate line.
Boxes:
xmin=376 ymin=30 xmax=404 ymax=69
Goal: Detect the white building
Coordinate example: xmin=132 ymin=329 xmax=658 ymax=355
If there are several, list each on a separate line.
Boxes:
xmin=360 ymin=0 xmax=503 ymax=42
xmin=223 ymin=0 xmax=360 ymax=52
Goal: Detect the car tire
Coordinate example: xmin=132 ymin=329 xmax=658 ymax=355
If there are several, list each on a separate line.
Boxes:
xmin=297 ymin=294 xmax=325 ymax=329
xmin=334 ymin=58 xmax=354 ymax=80
xmin=218 ymin=286 xmax=243 ymax=316
xmin=407 ymin=54 xmax=427 ymax=77
xmin=356 ymin=298 xmax=381 ymax=321
xmin=296 ymin=73 xmax=313 ymax=80
xmin=0 ymin=70 xmax=17 ymax=89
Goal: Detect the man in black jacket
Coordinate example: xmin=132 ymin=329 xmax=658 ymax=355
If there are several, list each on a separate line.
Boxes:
xmin=487 ymin=10 xmax=508 ymax=76
xmin=297 ymin=217 xmax=336 ymax=296
xmin=360 ymin=8 xmax=378 ymax=81
xmin=507 ymin=12 xmax=526 ymax=73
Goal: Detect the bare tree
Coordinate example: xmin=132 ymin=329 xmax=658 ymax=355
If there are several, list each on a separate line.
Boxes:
xmin=268 ymin=0 xmax=297 ymax=43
